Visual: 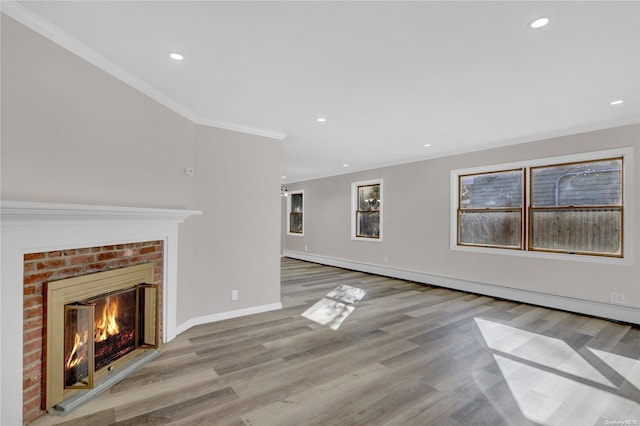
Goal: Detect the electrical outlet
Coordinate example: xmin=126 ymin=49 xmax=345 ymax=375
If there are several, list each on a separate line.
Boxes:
xmin=231 ymin=289 xmax=239 ymax=301
xmin=610 ymin=292 xmax=625 ymax=304
xmin=384 ymin=256 xmax=388 ymax=263
xmin=304 ymin=245 xmax=308 ymax=251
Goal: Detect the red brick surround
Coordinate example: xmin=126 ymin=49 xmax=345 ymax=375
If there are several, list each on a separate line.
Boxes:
xmin=23 ymin=241 xmax=163 ymax=424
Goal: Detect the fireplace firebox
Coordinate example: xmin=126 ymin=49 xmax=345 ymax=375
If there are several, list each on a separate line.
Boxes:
xmin=45 ymin=263 xmax=158 ymax=410
xmin=63 ymin=284 xmax=158 ymax=389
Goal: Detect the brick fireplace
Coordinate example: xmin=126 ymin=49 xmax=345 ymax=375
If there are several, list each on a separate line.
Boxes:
xmin=1 ymin=201 xmax=201 ymax=425
xmin=24 ymin=242 xmax=163 ymax=422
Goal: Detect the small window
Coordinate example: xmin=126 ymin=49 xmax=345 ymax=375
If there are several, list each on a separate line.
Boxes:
xmin=530 ymin=158 xmax=622 ymax=256
xmin=287 ymin=191 xmax=304 ymax=236
xmin=352 ymin=180 xmax=382 ymax=240
xmin=458 ymin=169 xmax=524 ymax=249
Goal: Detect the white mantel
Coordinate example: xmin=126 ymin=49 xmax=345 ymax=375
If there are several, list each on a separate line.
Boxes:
xmin=1 ymin=201 xmax=202 ymax=425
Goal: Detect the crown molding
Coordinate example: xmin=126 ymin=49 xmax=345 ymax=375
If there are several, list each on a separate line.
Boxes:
xmin=193 ymin=116 xmax=287 ymax=140
xmin=0 ymin=2 xmax=287 ymax=141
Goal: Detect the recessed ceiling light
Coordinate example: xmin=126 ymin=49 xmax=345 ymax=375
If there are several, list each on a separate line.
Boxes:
xmin=169 ymin=52 xmax=184 ymax=61
xmin=610 ymin=99 xmax=624 ymax=106
xmin=281 ymin=175 xmax=286 ymax=179
xmin=317 ymin=117 xmax=327 ymax=123
xmin=424 ymin=144 xmax=432 ymax=147
xmin=343 ymin=164 xmax=349 ymax=167
xmin=530 ymin=17 xmax=550 ymax=29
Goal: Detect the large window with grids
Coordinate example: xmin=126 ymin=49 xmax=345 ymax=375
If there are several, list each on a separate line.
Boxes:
xmin=352 ymin=179 xmax=382 ymax=240
xmin=452 ymin=150 xmax=627 ymax=259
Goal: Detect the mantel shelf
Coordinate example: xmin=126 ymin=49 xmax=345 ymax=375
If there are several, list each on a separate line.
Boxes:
xmin=1 ymin=201 xmax=202 ymax=225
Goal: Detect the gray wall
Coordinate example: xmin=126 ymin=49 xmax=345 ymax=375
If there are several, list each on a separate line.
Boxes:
xmin=1 ymin=14 xmax=281 ymax=325
xmin=194 ymin=125 xmax=282 ymax=315
xmin=284 ymin=124 xmax=640 ymax=309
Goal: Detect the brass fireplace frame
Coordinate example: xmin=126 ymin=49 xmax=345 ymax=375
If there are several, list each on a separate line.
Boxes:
xmin=44 ymin=263 xmax=157 ymax=410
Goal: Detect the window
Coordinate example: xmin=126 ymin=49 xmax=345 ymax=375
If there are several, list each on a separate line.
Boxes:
xmin=287 ymin=190 xmax=304 ymax=236
xmin=458 ymin=169 xmax=524 ymax=249
xmin=452 ymin=149 xmax=628 ymax=260
xmin=352 ymin=179 xmax=382 ymax=240
xmin=530 ymin=158 xmax=622 ymax=256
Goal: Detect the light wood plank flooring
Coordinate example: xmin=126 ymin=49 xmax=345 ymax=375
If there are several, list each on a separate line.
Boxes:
xmin=31 ymin=258 xmax=640 ymax=425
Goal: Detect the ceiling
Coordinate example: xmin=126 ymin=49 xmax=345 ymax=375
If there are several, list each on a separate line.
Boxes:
xmin=3 ymin=1 xmax=639 ymax=183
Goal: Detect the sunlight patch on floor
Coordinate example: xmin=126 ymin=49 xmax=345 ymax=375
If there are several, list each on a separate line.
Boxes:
xmin=493 ymin=354 xmax=639 ymax=425
xmin=475 ymin=317 xmax=640 ymax=426
xmin=588 ymin=347 xmax=640 ymax=391
xmin=301 ymin=284 xmax=366 ymax=330
xmin=326 ymin=284 xmax=367 ymax=305
xmin=301 ymin=298 xmax=355 ymax=330
xmin=475 ymin=317 xmax=614 ymax=387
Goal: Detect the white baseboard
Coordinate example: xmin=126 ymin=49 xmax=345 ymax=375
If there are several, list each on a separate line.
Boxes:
xmin=175 ymin=302 xmax=283 ymax=336
xmin=283 ymin=250 xmax=639 ymax=325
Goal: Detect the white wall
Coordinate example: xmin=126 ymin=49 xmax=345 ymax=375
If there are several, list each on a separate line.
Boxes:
xmin=284 ymin=124 xmax=640 ymax=321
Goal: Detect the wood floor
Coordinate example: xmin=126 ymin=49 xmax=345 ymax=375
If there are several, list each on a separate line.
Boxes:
xmin=32 ymin=258 xmax=640 ymax=426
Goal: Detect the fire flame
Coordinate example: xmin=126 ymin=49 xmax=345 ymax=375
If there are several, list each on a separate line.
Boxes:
xmin=65 ymin=296 xmax=123 ymax=372
xmin=65 ymin=330 xmax=88 ymax=368
xmin=94 ymin=297 xmax=120 ymax=342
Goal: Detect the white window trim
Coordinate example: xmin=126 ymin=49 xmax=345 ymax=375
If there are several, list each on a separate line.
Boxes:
xmin=287 ymin=189 xmax=304 ymax=236
xmin=450 ymin=147 xmax=633 ymax=265
xmin=351 ymin=178 xmax=383 ymax=242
